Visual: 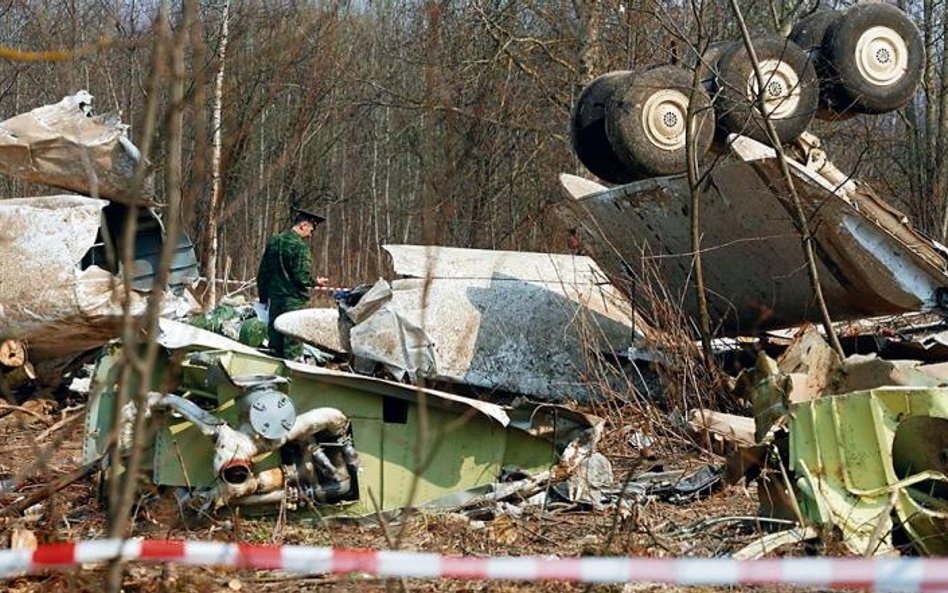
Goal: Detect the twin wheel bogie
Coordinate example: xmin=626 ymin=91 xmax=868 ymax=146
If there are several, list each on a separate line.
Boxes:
xmin=571 ymin=4 xmax=924 ymax=183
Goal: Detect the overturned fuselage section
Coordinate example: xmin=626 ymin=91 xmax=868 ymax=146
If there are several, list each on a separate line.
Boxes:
xmin=83 ymin=321 xmax=603 ymax=516
xmin=559 ymin=134 xmax=948 ymax=334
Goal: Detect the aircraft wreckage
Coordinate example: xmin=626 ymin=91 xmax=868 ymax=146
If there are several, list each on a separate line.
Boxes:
xmin=0 ymin=92 xmax=198 ymax=383
xmin=276 ymin=244 xmax=647 ymax=402
xmin=3 ymin=51 xmax=948 ymax=521
xmin=0 ymin=93 xmax=606 ymax=516
xmin=558 ymin=133 xmax=948 ymax=335
xmin=82 ymin=320 xmax=604 ymax=515
xmin=560 ymin=3 xmax=946 ymax=335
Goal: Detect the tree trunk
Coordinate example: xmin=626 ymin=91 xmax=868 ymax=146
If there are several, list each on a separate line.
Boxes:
xmin=573 ymin=0 xmax=604 ymax=86
xmin=204 ymin=0 xmax=232 ymax=311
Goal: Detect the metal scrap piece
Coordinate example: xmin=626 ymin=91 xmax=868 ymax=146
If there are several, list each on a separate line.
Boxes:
xmin=0 ymin=195 xmax=144 ymax=361
xmin=790 ymin=388 xmax=948 ymax=555
xmin=0 ymin=91 xmax=152 ymax=204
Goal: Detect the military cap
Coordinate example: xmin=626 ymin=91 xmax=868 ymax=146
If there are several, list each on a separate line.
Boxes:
xmin=293 ymin=208 xmax=326 ymax=225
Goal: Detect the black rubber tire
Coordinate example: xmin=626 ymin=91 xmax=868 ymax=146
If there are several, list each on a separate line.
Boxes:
xmin=822 ymin=3 xmax=924 ymax=114
xmin=789 ymin=9 xmax=842 ymax=53
xmin=696 ymin=41 xmax=736 ymax=93
xmin=570 ymin=71 xmax=638 ymax=184
xmin=715 ymin=37 xmax=818 ymax=144
xmin=604 ymin=65 xmax=714 ymax=177
xmin=789 ymin=9 xmax=853 ymax=120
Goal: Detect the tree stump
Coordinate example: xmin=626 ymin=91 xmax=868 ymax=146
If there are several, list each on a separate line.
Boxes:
xmin=0 ymin=340 xmax=33 ymax=397
xmin=0 ymin=340 xmax=26 ymax=368
xmin=3 ymin=362 xmax=36 ymax=391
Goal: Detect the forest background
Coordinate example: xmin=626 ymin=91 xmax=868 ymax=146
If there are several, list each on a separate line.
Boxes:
xmin=1 ymin=0 xmax=945 ymax=303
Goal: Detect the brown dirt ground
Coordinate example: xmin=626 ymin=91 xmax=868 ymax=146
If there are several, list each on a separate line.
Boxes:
xmin=0 ymin=395 xmax=835 ymax=593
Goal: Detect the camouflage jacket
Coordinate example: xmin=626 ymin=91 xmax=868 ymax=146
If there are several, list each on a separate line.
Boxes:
xmin=256 ymin=229 xmax=316 ymax=302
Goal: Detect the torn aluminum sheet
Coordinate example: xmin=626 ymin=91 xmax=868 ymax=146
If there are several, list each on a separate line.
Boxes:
xmin=558 ymin=133 xmax=948 ymax=335
xmin=790 ymin=388 xmax=948 ymax=556
xmin=775 ymin=327 xmax=948 ymax=399
xmin=0 ymin=91 xmax=152 ymax=204
xmin=338 ymin=278 xmax=437 ymax=380
xmin=279 ymin=245 xmax=647 ymax=401
xmin=275 ymin=307 xmax=345 ymax=354
xmin=83 ymin=318 xmax=603 ymax=516
xmin=0 ymin=196 xmax=199 ymax=364
xmin=0 ymin=195 xmax=142 ymax=361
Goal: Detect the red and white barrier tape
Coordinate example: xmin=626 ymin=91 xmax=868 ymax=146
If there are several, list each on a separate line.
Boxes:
xmin=2 ymin=539 xmax=948 ymax=590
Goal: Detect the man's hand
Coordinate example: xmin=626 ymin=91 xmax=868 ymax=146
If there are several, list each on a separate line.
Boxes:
xmin=316 ymin=276 xmax=329 ymax=288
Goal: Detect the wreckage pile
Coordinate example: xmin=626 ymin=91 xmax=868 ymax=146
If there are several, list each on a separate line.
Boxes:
xmin=694 ymin=324 xmax=948 ymax=556
xmin=1 ymin=6 xmax=947 ymax=585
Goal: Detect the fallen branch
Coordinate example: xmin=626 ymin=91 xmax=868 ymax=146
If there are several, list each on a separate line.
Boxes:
xmin=0 ymin=403 xmax=51 ymax=425
xmin=35 ymin=404 xmax=85 ymax=442
xmin=4 ymin=456 xmax=103 ymax=516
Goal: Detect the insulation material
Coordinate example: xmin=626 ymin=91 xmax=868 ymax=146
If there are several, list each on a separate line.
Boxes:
xmin=0 ymin=91 xmax=151 ymax=204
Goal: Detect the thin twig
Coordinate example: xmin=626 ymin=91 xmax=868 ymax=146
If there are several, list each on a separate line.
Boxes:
xmin=35 ymin=405 xmax=85 ymax=442
xmin=685 ymin=0 xmax=714 ymax=365
xmin=726 ymin=0 xmax=845 ymax=358
xmin=0 ymin=403 xmax=52 ymax=426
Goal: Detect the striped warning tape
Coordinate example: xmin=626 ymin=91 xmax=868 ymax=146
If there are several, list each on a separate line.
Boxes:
xmin=1 ymin=539 xmax=948 ymax=590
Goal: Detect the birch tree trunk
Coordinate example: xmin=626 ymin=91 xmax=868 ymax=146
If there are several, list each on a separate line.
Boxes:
xmin=573 ymin=0 xmax=604 ymax=86
xmin=204 ymin=0 xmax=232 ymax=311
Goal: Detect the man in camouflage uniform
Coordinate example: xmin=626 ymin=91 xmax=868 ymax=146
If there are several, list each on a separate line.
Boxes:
xmin=256 ymin=209 xmax=328 ymax=359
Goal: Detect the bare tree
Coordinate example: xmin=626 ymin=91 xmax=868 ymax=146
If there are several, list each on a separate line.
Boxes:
xmin=203 ymin=0 xmax=232 ymax=310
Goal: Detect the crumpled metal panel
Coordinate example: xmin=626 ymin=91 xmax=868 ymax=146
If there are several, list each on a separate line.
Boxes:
xmin=0 ymin=91 xmax=152 ymax=204
xmin=0 ymin=196 xmax=199 ymax=363
xmin=558 ymin=136 xmax=948 ymax=334
xmin=0 ymin=195 xmax=145 ymax=360
xmin=790 ymin=388 xmax=948 ymax=556
xmin=343 ymin=279 xmax=437 ymax=381
xmin=282 ymin=246 xmax=645 ymax=401
xmin=384 ymin=246 xmax=643 ymax=400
